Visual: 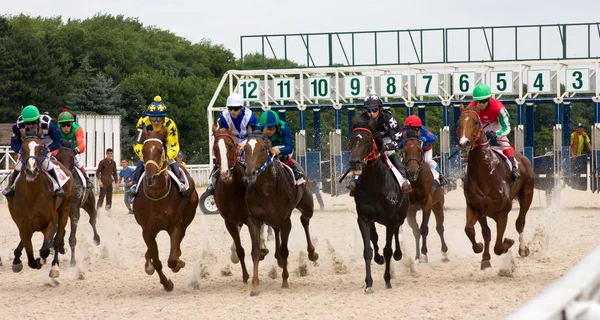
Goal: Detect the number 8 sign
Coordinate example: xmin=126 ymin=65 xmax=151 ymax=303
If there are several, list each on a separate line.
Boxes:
xmin=379 ymin=75 xmax=404 ymax=98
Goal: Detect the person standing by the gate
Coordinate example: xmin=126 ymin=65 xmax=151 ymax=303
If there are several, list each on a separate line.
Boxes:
xmin=570 ymin=123 xmax=593 ymax=158
xmin=96 ymin=148 xmax=119 ymax=211
xmin=117 ymin=159 xmax=135 ymax=214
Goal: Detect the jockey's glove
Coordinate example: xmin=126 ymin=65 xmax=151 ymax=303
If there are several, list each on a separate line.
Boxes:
xmin=384 ymin=143 xmax=396 ymax=151
xmin=486 ymin=131 xmax=497 ymax=141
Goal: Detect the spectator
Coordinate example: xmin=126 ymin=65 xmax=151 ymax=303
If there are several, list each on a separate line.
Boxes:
xmin=176 ymin=151 xmax=187 ymax=169
xmin=96 ymin=148 xmax=118 ymax=211
xmin=117 ymin=159 xmax=135 ymax=214
xmin=570 ymin=123 xmax=593 ymax=158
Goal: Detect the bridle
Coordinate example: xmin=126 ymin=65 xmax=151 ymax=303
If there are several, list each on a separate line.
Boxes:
xmin=142 ymin=138 xmax=168 ymax=174
xmin=247 ymin=134 xmax=273 ymax=174
xmin=402 ymin=137 xmax=424 ymax=172
xmin=349 ymin=128 xmax=380 ymax=166
xmin=214 ymin=132 xmax=238 ymax=171
xmin=457 ymin=109 xmax=489 ymax=150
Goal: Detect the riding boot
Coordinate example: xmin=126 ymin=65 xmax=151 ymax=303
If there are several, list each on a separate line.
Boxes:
xmin=346 ymin=175 xmax=358 ymax=197
xmin=2 ymin=170 xmax=17 ymax=197
xmin=48 ymin=168 xmax=65 ymax=198
xmin=509 ymin=157 xmax=520 ymax=181
xmin=388 ymin=153 xmax=413 ymax=193
xmin=206 ymin=164 xmax=218 ymax=195
xmin=128 ymin=161 xmax=144 ymax=196
xmin=170 ymin=162 xmax=190 ymax=196
xmin=84 ymin=174 xmax=95 ymax=190
xmin=289 ymin=161 xmax=306 ymax=185
xmin=438 ymin=171 xmax=447 ymax=186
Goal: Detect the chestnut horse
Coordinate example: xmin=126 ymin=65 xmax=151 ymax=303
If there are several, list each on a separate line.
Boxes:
xmin=243 ymin=130 xmax=318 ymax=296
xmin=7 ymin=136 xmax=74 ymax=278
xmin=55 ymin=142 xmax=101 ymax=266
xmin=349 ymin=119 xmax=409 ymax=293
xmin=132 ymin=128 xmax=199 ymax=291
xmin=211 ymin=125 xmax=268 ymax=284
xmin=402 ymin=130 xmax=448 ymax=263
xmin=456 ymin=104 xmax=534 ymax=270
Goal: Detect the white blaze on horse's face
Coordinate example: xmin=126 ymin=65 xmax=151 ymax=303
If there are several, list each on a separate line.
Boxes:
xmin=247 ymin=139 xmax=257 ymax=155
xmin=217 ymin=139 xmax=228 ymax=174
xmin=459 ymin=113 xmax=475 ymax=146
xmin=27 ymin=140 xmax=40 ymax=172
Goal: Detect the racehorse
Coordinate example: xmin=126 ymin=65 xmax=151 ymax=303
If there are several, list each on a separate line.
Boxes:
xmin=7 ymin=136 xmax=74 ymax=278
xmin=211 ymin=125 xmax=269 ymax=284
xmin=349 ymin=118 xmax=409 ymax=293
xmin=402 ymin=130 xmax=449 ymax=263
xmin=457 ymin=104 xmax=534 ymax=270
xmin=55 ymin=141 xmax=101 ymax=266
xmin=243 ymin=129 xmax=319 ymax=296
xmin=132 ymin=127 xmax=199 ymax=291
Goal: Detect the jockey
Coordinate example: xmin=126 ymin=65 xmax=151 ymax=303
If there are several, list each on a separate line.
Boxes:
xmin=206 ymin=92 xmax=258 ymax=195
xmin=348 ymin=91 xmax=412 ymax=194
xmin=468 ymin=83 xmax=520 ymax=181
xmin=400 ymin=115 xmax=447 ymax=186
xmin=128 ymin=96 xmax=190 ymax=196
xmin=257 ymin=109 xmax=306 ymax=185
xmin=56 ymin=108 xmax=95 ymax=189
xmin=3 ymin=105 xmax=65 ymax=197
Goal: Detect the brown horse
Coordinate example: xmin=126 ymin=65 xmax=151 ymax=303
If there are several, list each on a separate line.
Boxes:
xmin=55 ymin=142 xmax=101 ymax=266
xmin=243 ymin=130 xmax=318 ymax=296
xmin=456 ymin=104 xmax=534 ymax=270
xmin=7 ymin=136 xmax=74 ymax=278
xmin=132 ymin=127 xmax=199 ymax=291
xmin=211 ymin=125 xmax=269 ymax=284
xmin=402 ymin=131 xmax=448 ymax=263
xmin=349 ymin=119 xmax=409 ymax=293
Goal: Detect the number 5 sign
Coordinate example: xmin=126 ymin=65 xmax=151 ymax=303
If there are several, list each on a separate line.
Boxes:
xmin=490 ymin=71 xmax=516 ymax=94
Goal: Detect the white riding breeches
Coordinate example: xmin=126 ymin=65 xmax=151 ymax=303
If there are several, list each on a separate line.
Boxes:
xmin=74 ymin=153 xmax=83 ymax=169
xmin=14 ymin=152 xmax=61 ymax=190
xmin=423 ymin=149 xmax=438 ymax=170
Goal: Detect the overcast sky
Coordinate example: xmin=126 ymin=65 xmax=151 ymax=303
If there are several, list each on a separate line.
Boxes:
xmin=5 ymin=0 xmax=600 ymax=61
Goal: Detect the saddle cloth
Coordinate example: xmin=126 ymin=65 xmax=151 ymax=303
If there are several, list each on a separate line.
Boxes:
xmin=53 ymin=167 xmax=70 ymax=187
xmin=136 ymin=168 xmax=189 ymax=192
xmin=385 ymin=154 xmax=440 ymax=186
xmin=279 ymin=161 xmax=306 ymax=185
xmin=491 ymin=148 xmax=514 ymax=170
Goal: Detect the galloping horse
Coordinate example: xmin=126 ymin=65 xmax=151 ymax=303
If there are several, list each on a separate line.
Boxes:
xmin=349 ymin=119 xmax=409 ymax=293
xmin=402 ymin=130 xmax=448 ymax=263
xmin=55 ymin=141 xmax=100 ymax=266
xmin=211 ymin=125 xmax=268 ymax=284
xmin=133 ymin=128 xmax=199 ymax=291
xmin=7 ymin=136 xmax=74 ymax=278
xmin=456 ymin=104 xmax=534 ymax=270
xmin=243 ymin=130 xmax=318 ymax=296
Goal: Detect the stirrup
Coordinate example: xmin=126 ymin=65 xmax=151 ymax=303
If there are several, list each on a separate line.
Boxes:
xmin=128 ymin=184 xmax=138 ymax=196
xmin=179 ymin=183 xmax=191 ymax=196
xmin=54 ymin=188 xmax=65 ymax=198
xmin=2 ymin=186 xmax=15 ymax=197
xmin=401 ymin=181 xmax=413 ymax=193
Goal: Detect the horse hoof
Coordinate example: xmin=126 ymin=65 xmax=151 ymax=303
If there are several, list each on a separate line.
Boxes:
xmin=519 ymin=246 xmax=530 ymax=258
xmin=385 ymin=282 xmax=392 ymax=289
xmin=374 ymin=255 xmax=384 ymax=265
xmin=231 ymin=253 xmax=240 ymax=264
xmin=473 ymin=243 xmax=484 ymax=254
xmin=393 ymin=251 xmax=402 ymax=261
xmin=365 ymin=287 xmax=375 ymax=294
xmin=277 ymin=259 xmax=284 ymax=268
xmin=418 ymin=255 xmax=428 ymax=263
xmin=70 ymin=260 xmax=76 ymax=267
xmin=281 ymin=282 xmax=289 ymax=289
xmin=49 ymin=266 xmax=60 ymax=278
xmin=145 ymin=263 xmax=155 ymax=275
xmin=260 ymin=249 xmax=269 ymax=260
xmin=12 ymin=263 xmax=23 ymax=273
xmin=308 ymin=251 xmax=319 ymax=262
xmin=481 ymin=260 xmax=492 ymax=270
xmin=442 ymin=251 xmax=450 ymax=262
xmin=93 ymin=236 xmax=101 ymax=246
xmin=250 ymin=290 xmax=260 ymax=296
xmin=242 ymin=275 xmax=249 ymax=284
xmin=163 ymin=280 xmax=174 ymax=292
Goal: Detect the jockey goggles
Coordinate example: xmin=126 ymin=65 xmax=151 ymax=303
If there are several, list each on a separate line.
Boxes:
xmin=367 ymin=107 xmax=379 ymax=113
xmin=150 ymin=116 xmax=164 ymax=123
xmin=60 ymin=123 xmax=72 ymax=128
xmin=228 ymin=106 xmax=242 ymax=112
xmin=476 ymin=99 xmax=489 ymax=104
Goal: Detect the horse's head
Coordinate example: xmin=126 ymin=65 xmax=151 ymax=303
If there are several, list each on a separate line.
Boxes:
xmin=55 ymin=141 xmax=76 ymax=171
xmin=20 ymin=136 xmax=45 ymax=181
xmin=456 ymin=103 xmax=485 ymax=153
xmin=402 ymin=130 xmax=424 ymax=181
xmin=142 ymin=127 xmax=168 ymax=186
xmin=348 ymin=118 xmax=380 ymax=176
xmin=212 ymin=124 xmax=237 ymax=182
xmin=243 ymin=129 xmax=272 ymax=184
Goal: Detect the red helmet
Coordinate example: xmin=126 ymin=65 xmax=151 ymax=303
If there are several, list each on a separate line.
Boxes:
xmin=404 ymin=115 xmax=422 ymax=127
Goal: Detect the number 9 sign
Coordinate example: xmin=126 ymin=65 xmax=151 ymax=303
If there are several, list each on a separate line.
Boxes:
xmin=343 ymin=76 xmax=366 ymax=99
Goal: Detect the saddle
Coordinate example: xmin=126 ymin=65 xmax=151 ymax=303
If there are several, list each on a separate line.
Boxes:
xmin=135 ymin=168 xmax=190 ymax=193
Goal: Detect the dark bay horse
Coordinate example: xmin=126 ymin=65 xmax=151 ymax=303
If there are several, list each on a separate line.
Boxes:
xmin=402 ymin=131 xmax=448 ymax=263
xmin=349 ymin=119 xmax=409 ymax=293
xmin=243 ymin=130 xmax=318 ymax=296
xmin=457 ymin=104 xmax=534 ymax=270
xmin=55 ymin=142 xmax=100 ymax=266
xmin=211 ymin=125 xmax=269 ymax=284
xmin=7 ymin=136 xmax=74 ymax=278
xmin=132 ymin=127 xmax=199 ymax=291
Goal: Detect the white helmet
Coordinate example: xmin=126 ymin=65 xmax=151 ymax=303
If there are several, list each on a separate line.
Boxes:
xmin=226 ymin=93 xmax=244 ymax=107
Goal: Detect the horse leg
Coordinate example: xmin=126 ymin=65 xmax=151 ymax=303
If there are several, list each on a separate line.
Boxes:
xmin=259 ymin=224 xmax=270 ymax=260
xmin=142 ymin=231 xmax=173 ymax=291
xmin=20 ymin=231 xmax=41 ymax=270
xmin=247 ymin=217 xmax=263 ymax=296
xmin=167 ymin=226 xmax=185 ymax=273
xmin=274 ymin=228 xmax=282 ymax=266
xmin=40 ymin=220 xmax=55 ymax=264
xmin=279 ymin=218 xmax=292 ymax=289
xmin=299 ymin=212 xmax=319 ymax=262
xmin=478 ymin=216 xmax=492 ymax=270
xmin=12 ymin=241 xmax=24 ymax=272
xmin=464 ymin=205 xmax=483 ymax=254
xmin=144 ymin=249 xmax=154 ymax=275
xmin=493 ymin=213 xmax=514 ymax=256
xmin=432 ymin=202 xmax=449 ymax=262
xmin=393 ymin=225 xmax=402 ymax=261
xmin=225 ymin=221 xmax=249 ymax=284
xmin=370 ymin=222 xmax=384 ymax=265
xmin=406 ymin=209 xmax=421 ymax=261
xmin=357 ymin=216 xmax=374 ymax=294
xmin=267 ymin=226 xmax=274 ymax=242
xmin=69 ymin=208 xmax=80 ymax=266
xmin=419 ymin=202 xmax=433 ymax=263
xmin=383 ymin=224 xmax=394 ymax=289
xmin=82 ymin=192 xmax=101 ymax=245
xmin=516 ymin=188 xmax=533 ymax=257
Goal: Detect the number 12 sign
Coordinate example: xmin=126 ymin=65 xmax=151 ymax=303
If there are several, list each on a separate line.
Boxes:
xmin=239 ymin=79 xmax=261 ymax=101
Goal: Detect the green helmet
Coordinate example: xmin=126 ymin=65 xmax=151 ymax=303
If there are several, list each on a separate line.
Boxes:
xmin=260 ymin=110 xmax=280 ymax=127
xmin=472 ymin=83 xmax=492 ymax=101
xmin=57 ymin=109 xmax=75 ymax=124
xmin=22 ymin=105 xmax=41 ymax=122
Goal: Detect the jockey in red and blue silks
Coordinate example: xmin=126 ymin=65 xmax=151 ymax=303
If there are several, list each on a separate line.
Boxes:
xmin=400 ymin=115 xmax=446 ymax=186
xmin=468 ymin=83 xmax=520 ymax=181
